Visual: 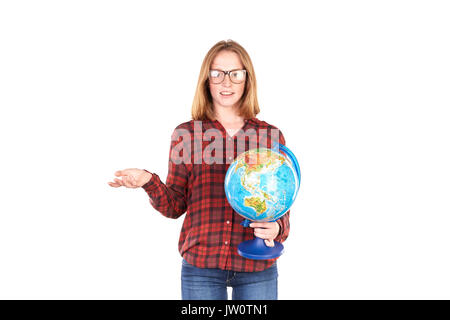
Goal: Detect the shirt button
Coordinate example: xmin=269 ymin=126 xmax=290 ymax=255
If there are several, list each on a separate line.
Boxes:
xmin=228 ymin=156 xmax=233 ymax=160
xmin=225 ymin=241 xmax=228 ymax=245
xmin=226 ymin=220 xmax=230 ymax=224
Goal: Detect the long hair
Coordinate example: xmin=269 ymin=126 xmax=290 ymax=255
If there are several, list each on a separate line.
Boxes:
xmin=191 ymin=39 xmax=260 ymax=121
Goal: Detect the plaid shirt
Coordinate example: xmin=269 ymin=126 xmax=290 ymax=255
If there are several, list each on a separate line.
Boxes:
xmin=141 ymin=117 xmax=290 ymax=272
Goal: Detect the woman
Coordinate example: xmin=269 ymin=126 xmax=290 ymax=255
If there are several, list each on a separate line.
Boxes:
xmin=108 ymin=39 xmax=290 ymax=300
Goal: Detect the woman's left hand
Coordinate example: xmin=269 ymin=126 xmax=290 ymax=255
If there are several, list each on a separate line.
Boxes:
xmin=249 ymin=222 xmax=280 ymax=247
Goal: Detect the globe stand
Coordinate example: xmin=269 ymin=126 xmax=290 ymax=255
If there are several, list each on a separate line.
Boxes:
xmin=237 ymin=219 xmax=284 ymax=260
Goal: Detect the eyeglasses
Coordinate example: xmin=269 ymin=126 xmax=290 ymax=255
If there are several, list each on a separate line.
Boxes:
xmin=208 ymin=69 xmax=247 ymax=84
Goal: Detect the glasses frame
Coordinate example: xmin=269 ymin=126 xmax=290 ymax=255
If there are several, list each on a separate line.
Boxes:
xmin=208 ymin=69 xmax=247 ymax=84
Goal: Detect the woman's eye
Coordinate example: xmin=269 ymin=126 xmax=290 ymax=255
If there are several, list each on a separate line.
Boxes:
xmin=231 ymin=71 xmax=244 ymax=79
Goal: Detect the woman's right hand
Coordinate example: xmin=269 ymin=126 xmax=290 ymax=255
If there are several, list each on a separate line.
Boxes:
xmin=107 ymin=168 xmax=152 ymax=189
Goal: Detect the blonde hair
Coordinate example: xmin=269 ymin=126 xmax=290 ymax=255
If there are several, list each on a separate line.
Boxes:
xmin=191 ymin=39 xmax=260 ymax=121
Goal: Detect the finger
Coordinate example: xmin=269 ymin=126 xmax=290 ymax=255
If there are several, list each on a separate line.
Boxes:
xmin=254 ymin=230 xmax=270 ymax=239
xmin=115 ymin=170 xmax=123 ymax=177
xmin=253 ymin=227 xmax=270 ymax=236
xmin=265 ymin=239 xmax=275 ymax=247
xmin=250 ymin=222 xmax=270 ymax=228
xmin=255 ymin=229 xmax=279 ymax=241
xmin=114 ymin=178 xmax=124 ymax=186
xmin=108 ymin=182 xmax=120 ymax=187
xmin=249 ymin=222 xmax=263 ymax=228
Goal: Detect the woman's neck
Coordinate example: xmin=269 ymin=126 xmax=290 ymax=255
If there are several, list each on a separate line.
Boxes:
xmin=213 ymin=104 xmax=244 ymax=124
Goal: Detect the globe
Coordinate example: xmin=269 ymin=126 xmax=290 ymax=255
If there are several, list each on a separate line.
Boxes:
xmin=224 ymin=142 xmax=301 ymax=260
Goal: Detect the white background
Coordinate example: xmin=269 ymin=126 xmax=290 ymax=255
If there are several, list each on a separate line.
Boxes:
xmin=1 ymin=0 xmax=449 ymax=299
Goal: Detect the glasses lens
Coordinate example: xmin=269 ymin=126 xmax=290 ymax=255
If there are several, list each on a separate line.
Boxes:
xmin=230 ymin=70 xmax=246 ymax=83
xmin=209 ymin=70 xmax=224 ymax=84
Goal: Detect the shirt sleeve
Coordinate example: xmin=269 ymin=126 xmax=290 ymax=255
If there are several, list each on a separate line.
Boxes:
xmin=273 ymin=129 xmax=291 ymax=243
xmin=141 ymin=127 xmax=189 ymax=219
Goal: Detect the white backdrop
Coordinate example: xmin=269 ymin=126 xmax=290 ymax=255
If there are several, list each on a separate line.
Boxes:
xmin=1 ymin=0 xmax=449 ymax=299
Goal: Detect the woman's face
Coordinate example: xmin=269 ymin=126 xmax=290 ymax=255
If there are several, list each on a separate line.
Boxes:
xmin=208 ymin=50 xmax=246 ymax=112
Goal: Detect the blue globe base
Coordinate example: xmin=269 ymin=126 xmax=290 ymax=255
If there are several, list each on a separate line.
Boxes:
xmin=237 ymin=237 xmax=284 ymax=260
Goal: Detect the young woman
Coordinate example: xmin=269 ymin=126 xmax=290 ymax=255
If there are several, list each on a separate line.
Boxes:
xmin=108 ymin=39 xmax=290 ymax=300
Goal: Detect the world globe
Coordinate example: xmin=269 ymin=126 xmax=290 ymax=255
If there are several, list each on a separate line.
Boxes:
xmin=224 ymin=142 xmax=301 ymax=260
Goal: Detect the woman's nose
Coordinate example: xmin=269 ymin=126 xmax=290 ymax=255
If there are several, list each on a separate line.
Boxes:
xmin=222 ymin=74 xmax=232 ymax=86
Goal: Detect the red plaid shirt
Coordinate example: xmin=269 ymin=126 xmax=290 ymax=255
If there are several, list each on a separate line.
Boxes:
xmin=141 ymin=117 xmax=290 ymax=272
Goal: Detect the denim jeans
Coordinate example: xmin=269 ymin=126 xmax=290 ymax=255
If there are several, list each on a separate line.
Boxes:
xmin=181 ymin=259 xmax=278 ymax=300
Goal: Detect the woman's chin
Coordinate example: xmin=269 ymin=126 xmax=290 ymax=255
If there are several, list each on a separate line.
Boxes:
xmin=218 ymin=99 xmax=238 ymax=107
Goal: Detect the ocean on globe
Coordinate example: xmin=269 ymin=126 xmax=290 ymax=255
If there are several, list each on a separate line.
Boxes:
xmin=224 ymin=147 xmax=300 ymax=223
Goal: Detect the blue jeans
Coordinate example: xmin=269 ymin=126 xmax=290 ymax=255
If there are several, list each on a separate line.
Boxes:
xmin=181 ymin=259 xmax=278 ymax=300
